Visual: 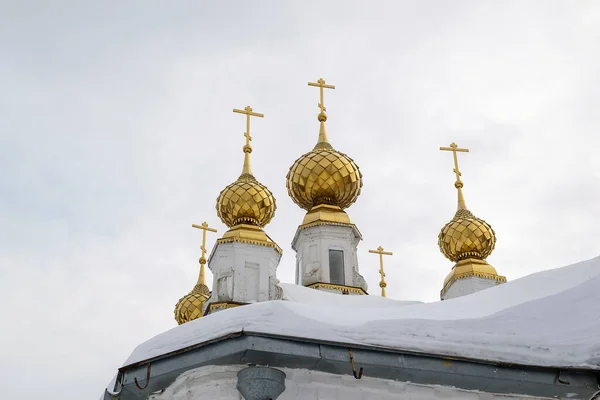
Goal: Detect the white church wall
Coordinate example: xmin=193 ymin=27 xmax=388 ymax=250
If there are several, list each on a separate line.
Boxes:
xmin=206 ymin=242 xmax=281 ymax=308
xmin=149 ymin=365 xmax=551 ymax=400
xmin=442 ymin=276 xmax=502 ymax=300
xmin=292 ymin=224 xmax=367 ymax=290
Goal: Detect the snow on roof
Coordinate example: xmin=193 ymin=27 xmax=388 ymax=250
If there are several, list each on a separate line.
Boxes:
xmin=123 ymin=256 xmax=600 ymax=369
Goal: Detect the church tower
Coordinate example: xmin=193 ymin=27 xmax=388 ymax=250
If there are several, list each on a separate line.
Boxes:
xmin=286 ymin=79 xmax=368 ymax=295
xmin=202 ymin=106 xmax=283 ymax=314
xmin=438 ymin=142 xmax=506 ymax=300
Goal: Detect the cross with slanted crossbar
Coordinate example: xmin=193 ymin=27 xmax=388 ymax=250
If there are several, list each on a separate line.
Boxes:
xmin=369 ymin=246 xmax=393 ymax=297
xmin=308 ymin=78 xmax=335 ymax=115
xmin=440 ymin=142 xmax=469 ymax=187
xmin=233 ymin=106 xmax=264 ymax=146
xmin=191 ymin=221 xmax=217 ymax=287
xmin=192 ymin=222 xmax=218 ymax=263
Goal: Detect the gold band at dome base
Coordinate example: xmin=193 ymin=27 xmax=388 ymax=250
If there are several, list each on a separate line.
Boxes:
xmin=301 ymin=204 xmax=353 ymax=226
xmin=217 ymin=224 xmax=282 ymax=255
xmin=307 ymin=282 xmax=368 ymax=295
xmin=205 ymin=301 xmax=247 ymax=315
xmin=440 ymin=258 xmax=506 ymax=298
xmin=294 ymin=204 xmax=363 ymax=243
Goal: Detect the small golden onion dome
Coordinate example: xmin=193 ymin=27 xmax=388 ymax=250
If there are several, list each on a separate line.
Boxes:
xmin=438 ymin=208 xmax=496 ymax=262
xmin=216 ymin=172 xmax=276 ymax=227
xmin=286 ymin=139 xmax=362 ymax=210
xmin=174 ymin=283 xmax=210 ymax=325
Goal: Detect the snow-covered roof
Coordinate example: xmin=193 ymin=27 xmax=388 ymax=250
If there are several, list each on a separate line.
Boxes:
xmin=123 ymin=256 xmax=600 ymax=369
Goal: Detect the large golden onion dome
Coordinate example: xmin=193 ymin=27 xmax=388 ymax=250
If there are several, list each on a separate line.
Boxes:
xmin=286 ymin=79 xmax=362 ymax=212
xmin=286 ymin=138 xmax=362 ymax=211
xmin=438 ymin=208 xmax=496 ymax=262
xmin=174 ymin=282 xmax=210 ymax=325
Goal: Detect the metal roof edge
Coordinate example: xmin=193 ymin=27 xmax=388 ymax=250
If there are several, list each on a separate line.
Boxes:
xmin=109 ymin=332 xmax=600 ymax=400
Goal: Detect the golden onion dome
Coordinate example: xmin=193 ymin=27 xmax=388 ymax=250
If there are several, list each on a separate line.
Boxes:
xmin=286 ymin=110 xmax=362 ymax=211
xmin=438 ymin=208 xmax=496 ymax=262
xmin=174 ymin=283 xmax=210 ymax=325
xmin=286 ymin=143 xmax=362 ymax=210
xmin=216 ymin=172 xmax=276 ymax=227
xmin=216 ymin=107 xmax=276 ymax=228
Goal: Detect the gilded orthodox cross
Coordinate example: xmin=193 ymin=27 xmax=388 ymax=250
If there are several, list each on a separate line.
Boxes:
xmin=308 ymin=78 xmax=335 ymax=116
xmin=440 ymin=142 xmax=470 ymax=210
xmin=233 ymin=105 xmax=264 ymax=175
xmin=192 ymin=222 xmax=218 ymax=285
xmin=233 ymin=105 xmax=264 ymax=146
xmin=369 ymin=246 xmax=393 ymax=297
xmin=439 ymin=142 xmax=469 ymax=188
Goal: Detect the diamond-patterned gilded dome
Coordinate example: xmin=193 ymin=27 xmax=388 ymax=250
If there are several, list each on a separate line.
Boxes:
xmin=217 ymin=173 xmax=276 ymax=228
xmin=438 ymin=208 xmax=496 ymax=262
xmin=174 ymin=284 xmax=210 ymax=325
xmin=286 ymin=144 xmax=362 ymax=211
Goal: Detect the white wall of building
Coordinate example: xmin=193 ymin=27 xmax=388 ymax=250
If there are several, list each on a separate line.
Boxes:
xmin=205 ymin=242 xmax=281 ymax=311
xmin=149 ymin=365 xmax=551 ymax=400
xmin=292 ymin=224 xmax=367 ymax=291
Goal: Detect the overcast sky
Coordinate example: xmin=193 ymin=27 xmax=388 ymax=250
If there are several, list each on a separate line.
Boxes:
xmin=2 ymin=1 xmax=600 ymax=399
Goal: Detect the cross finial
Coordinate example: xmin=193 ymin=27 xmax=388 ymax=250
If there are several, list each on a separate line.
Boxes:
xmin=192 ymin=221 xmax=218 ymax=287
xmin=440 ymin=142 xmax=469 ymax=187
xmin=440 ymin=142 xmax=470 ymax=210
xmin=368 ymin=246 xmax=393 ymax=297
xmin=233 ymin=105 xmax=264 ymax=175
xmin=308 ymin=78 xmax=335 ymax=121
xmin=308 ymin=78 xmax=335 ymax=147
xmin=192 ymin=222 xmax=218 ymax=264
xmin=233 ymin=105 xmax=264 ymax=148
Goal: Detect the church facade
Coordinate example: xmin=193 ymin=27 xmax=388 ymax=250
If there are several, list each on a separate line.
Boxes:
xmin=102 ymin=79 xmax=599 ymax=400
